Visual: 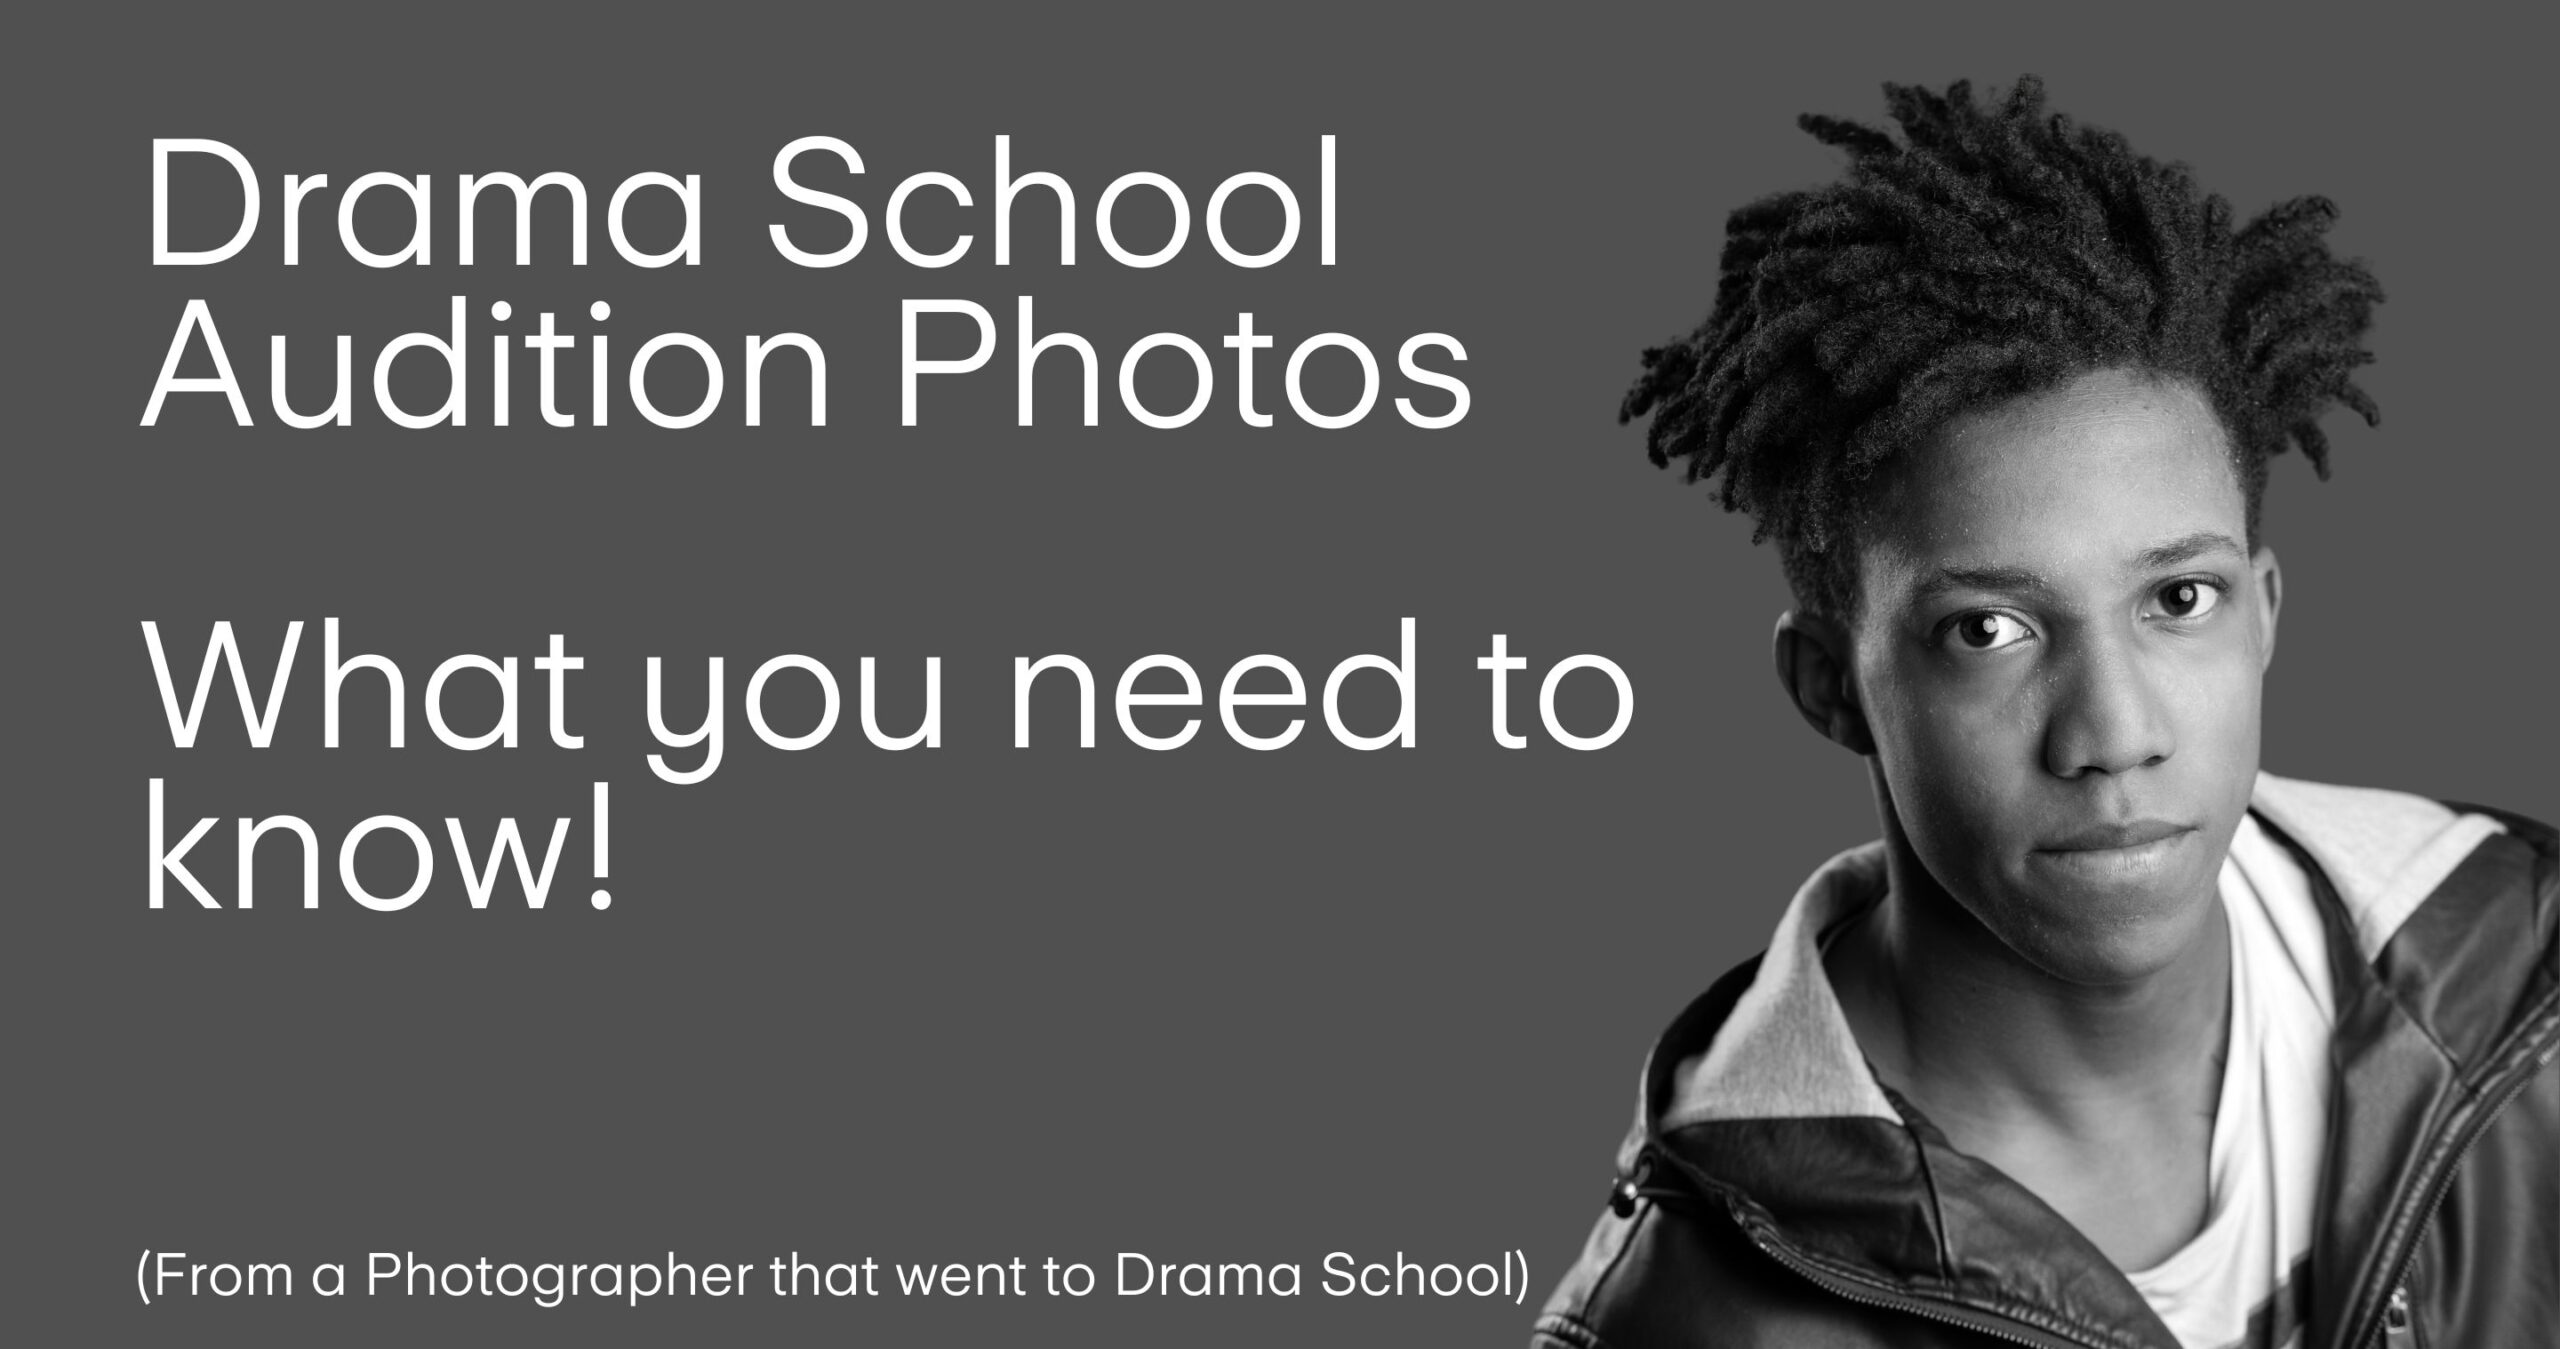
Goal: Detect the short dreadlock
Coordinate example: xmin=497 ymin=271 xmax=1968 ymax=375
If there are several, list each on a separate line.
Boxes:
xmin=1621 ymin=76 xmax=2383 ymax=619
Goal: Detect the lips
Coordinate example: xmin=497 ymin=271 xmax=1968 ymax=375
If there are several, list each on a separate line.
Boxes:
xmin=2024 ymin=819 xmax=2201 ymax=891
xmin=2039 ymin=819 xmax=2195 ymax=852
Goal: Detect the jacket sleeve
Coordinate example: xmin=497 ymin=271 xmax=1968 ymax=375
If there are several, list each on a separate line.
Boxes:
xmin=1531 ymin=1202 xmax=1645 ymax=1349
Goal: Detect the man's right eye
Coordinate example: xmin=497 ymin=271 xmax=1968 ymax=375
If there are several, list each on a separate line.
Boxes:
xmin=1951 ymin=612 xmax=2032 ymax=651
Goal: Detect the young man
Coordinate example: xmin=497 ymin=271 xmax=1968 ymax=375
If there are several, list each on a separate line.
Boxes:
xmin=1536 ymin=79 xmax=2558 ymax=1349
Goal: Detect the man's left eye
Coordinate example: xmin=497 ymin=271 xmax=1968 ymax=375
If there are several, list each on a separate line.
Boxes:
xmin=2154 ymin=579 xmax=2223 ymax=619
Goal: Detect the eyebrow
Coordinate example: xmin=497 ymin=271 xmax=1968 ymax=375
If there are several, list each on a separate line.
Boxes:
xmin=2133 ymin=530 xmax=2249 ymax=571
xmin=1903 ymin=531 xmax=2251 ymax=607
xmin=1908 ymin=564 xmax=2055 ymax=607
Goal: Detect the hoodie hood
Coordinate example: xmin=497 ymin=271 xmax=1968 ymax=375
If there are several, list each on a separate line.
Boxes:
xmin=1656 ymin=771 xmax=2509 ymax=1134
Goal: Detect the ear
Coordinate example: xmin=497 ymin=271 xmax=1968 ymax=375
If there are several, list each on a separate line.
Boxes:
xmin=2250 ymin=545 xmax=2282 ymax=672
xmin=1773 ymin=610 xmax=1875 ymax=755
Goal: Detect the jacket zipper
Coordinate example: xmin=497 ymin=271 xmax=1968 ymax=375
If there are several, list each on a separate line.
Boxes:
xmin=2355 ymin=1028 xmax=2557 ymax=1349
xmin=2378 ymin=1287 xmax=2415 ymax=1349
xmin=1739 ymin=1220 xmax=2100 ymax=1349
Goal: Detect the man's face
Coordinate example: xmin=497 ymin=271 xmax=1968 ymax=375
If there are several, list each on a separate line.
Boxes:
xmin=1846 ymin=367 xmax=2277 ymax=985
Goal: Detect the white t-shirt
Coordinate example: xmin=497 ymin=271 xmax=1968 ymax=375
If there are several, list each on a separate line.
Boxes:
xmin=2124 ymin=815 xmax=2335 ymax=1349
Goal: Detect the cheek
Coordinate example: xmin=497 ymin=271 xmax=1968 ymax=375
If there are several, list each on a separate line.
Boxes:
xmin=2173 ymin=646 xmax=2265 ymax=780
xmin=1867 ymin=666 xmax=2042 ymax=846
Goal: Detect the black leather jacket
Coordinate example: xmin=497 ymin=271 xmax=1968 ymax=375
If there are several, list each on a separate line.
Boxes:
xmin=1535 ymin=777 xmax=2559 ymax=1349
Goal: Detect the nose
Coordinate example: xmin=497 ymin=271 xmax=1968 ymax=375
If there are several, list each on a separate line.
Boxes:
xmin=2042 ymin=630 xmax=2175 ymax=778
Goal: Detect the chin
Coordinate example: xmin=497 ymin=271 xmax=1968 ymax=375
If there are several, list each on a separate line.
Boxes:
xmin=1994 ymin=874 xmax=2221 ymax=986
xmin=2010 ymin=922 xmax=2202 ymax=986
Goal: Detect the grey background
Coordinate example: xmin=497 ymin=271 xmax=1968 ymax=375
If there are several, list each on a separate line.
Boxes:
xmin=8 ymin=3 xmax=2553 ymax=1345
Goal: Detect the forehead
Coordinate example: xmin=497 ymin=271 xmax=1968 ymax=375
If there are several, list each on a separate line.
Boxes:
xmin=1856 ymin=369 xmax=2244 ymax=607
